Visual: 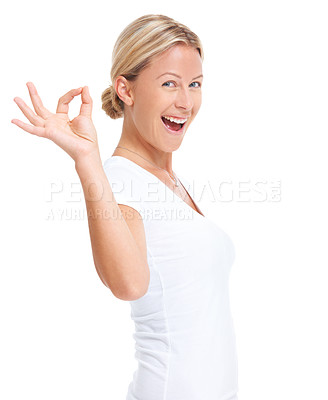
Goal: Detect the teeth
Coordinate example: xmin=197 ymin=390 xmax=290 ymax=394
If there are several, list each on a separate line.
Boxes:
xmin=162 ymin=115 xmax=187 ymax=124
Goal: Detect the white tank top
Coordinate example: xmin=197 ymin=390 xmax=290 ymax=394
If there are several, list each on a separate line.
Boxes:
xmin=103 ymin=155 xmax=239 ymax=400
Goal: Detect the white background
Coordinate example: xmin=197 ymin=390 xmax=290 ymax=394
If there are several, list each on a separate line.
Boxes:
xmin=1 ymin=0 xmax=327 ymax=399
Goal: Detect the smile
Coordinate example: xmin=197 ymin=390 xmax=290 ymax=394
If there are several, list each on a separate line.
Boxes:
xmin=161 ymin=115 xmax=187 ymax=135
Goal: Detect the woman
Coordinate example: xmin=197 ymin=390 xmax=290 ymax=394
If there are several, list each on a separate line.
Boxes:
xmin=12 ymin=14 xmax=238 ymax=400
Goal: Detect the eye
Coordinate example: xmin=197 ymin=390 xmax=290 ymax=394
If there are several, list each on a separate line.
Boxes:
xmin=162 ymin=81 xmax=175 ymax=87
xmin=190 ymin=81 xmax=202 ymax=88
xmin=162 ymin=81 xmax=202 ymax=88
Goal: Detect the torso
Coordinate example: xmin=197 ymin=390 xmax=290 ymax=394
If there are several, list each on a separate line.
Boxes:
xmin=111 ymin=150 xmax=204 ymax=217
xmin=103 ymin=154 xmax=238 ymax=400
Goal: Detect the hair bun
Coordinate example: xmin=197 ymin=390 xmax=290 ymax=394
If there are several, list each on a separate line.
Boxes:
xmin=101 ymin=84 xmax=124 ymax=120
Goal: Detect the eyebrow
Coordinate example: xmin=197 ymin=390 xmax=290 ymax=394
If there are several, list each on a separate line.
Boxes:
xmin=156 ymin=72 xmax=203 ymax=80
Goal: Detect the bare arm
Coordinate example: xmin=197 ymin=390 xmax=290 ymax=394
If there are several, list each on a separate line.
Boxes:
xmin=75 ymin=154 xmax=149 ymax=300
xmin=12 ymin=82 xmax=149 ymax=301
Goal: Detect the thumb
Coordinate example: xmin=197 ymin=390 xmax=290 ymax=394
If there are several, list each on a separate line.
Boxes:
xmin=79 ymin=86 xmax=93 ymax=118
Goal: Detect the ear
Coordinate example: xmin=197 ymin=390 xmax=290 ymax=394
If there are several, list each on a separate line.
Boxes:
xmin=115 ymin=76 xmax=135 ymax=106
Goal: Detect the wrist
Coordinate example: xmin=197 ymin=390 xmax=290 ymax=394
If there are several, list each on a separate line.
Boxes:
xmin=75 ymin=149 xmax=102 ymax=175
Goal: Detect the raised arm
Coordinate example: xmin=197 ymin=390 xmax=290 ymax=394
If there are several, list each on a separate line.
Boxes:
xmin=75 ymin=153 xmax=149 ymax=300
xmin=12 ymin=82 xmax=149 ymax=301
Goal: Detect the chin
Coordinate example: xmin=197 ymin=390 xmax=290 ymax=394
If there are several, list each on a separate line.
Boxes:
xmin=166 ymin=140 xmax=184 ymax=153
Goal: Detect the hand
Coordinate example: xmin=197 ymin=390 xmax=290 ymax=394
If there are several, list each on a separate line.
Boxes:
xmin=12 ymin=82 xmax=100 ymax=163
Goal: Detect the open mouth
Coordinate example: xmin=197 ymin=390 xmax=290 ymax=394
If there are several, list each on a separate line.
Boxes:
xmin=161 ymin=116 xmax=186 ymax=133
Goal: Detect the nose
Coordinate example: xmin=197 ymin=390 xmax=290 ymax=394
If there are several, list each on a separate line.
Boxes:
xmin=175 ymin=87 xmax=193 ymax=111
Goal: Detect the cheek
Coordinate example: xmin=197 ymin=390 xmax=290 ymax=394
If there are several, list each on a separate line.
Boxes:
xmin=137 ymin=90 xmax=161 ymax=117
xmin=133 ymin=96 xmax=152 ymax=125
xmin=134 ymin=104 xmax=160 ymax=134
xmin=194 ymin=96 xmax=202 ymax=114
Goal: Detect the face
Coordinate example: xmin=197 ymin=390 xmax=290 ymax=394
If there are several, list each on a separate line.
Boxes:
xmin=123 ymin=44 xmax=203 ymax=152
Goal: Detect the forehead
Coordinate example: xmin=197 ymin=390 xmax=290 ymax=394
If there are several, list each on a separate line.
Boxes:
xmin=143 ymin=44 xmax=203 ymax=78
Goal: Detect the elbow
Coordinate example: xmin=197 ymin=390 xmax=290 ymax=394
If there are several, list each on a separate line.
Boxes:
xmin=113 ymin=277 xmax=150 ymax=302
xmin=98 ymin=261 xmax=150 ymax=301
xmin=114 ymin=284 xmax=149 ymax=301
xmin=115 ymin=292 xmax=143 ymax=302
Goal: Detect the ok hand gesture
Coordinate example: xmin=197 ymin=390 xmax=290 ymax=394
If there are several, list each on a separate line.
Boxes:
xmin=12 ymin=82 xmax=100 ymax=163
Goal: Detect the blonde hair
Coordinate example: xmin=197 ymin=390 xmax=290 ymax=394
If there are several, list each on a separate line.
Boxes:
xmin=101 ymin=14 xmax=204 ymax=119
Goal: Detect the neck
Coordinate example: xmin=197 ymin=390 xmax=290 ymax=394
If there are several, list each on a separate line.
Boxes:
xmin=114 ymin=117 xmax=174 ymax=173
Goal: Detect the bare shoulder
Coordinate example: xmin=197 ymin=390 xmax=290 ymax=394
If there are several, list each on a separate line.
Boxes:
xmin=118 ymin=204 xmax=147 ymax=265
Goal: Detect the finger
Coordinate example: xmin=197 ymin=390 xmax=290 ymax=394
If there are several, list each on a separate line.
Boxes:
xmin=79 ymin=86 xmax=93 ymax=118
xmin=11 ymin=118 xmax=46 ymax=137
xmin=26 ymin=82 xmax=52 ymax=119
xmin=56 ymin=87 xmax=83 ymax=114
xmin=13 ymin=97 xmax=45 ymax=127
